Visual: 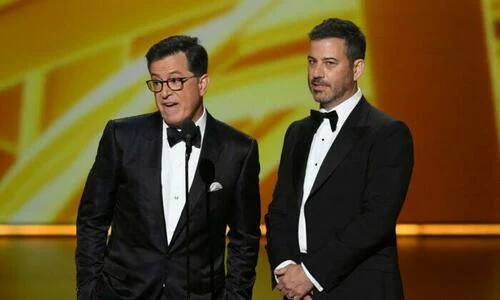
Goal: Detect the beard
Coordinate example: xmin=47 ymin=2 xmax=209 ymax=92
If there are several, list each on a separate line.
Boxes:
xmin=308 ymin=75 xmax=356 ymax=108
xmin=310 ymin=85 xmax=355 ymax=111
xmin=310 ymin=83 xmax=339 ymax=103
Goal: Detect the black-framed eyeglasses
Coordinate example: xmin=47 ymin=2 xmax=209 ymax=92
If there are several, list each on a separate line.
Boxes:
xmin=146 ymin=76 xmax=196 ymax=92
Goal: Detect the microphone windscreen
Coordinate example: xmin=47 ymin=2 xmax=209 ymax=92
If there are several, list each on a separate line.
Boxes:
xmin=181 ymin=119 xmax=197 ymax=141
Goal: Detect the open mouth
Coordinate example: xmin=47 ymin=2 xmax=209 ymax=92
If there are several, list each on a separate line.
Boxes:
xmin=164 ymin=102 xmax=178 ymax=107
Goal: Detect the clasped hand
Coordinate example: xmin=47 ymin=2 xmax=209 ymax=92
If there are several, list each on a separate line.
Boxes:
xmin=275 ymin=264 xmax=314 ymax=300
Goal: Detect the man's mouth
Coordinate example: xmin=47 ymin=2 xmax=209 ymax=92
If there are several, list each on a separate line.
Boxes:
xmin=311 ymin=81 xmax=328 ymax=87
xmin=164 ymin=102 xmax=178 ymax=107
xmin=311 ymin=83 xmax=328 ymax=91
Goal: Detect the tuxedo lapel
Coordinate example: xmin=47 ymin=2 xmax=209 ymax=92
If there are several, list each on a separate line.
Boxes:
xmin=168 ymin=113 xmax=223 ymax=251
xmin=141 ymin=112 xmax=168 ymax=250
xmin=292 ymin=120 xmax=316 ymax=207
xmin=308 ymin=98 xmax=370 ymax=198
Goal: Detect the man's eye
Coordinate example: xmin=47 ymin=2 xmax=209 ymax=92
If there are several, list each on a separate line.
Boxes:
xmin=169 ymin=78 xmax=182 ymax=83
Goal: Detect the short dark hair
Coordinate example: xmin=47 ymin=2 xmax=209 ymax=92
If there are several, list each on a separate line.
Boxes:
xmin=309 ymin=18 xmax=366 ymax=63
xmin=145 ymin=35 xmax=208 ymax=76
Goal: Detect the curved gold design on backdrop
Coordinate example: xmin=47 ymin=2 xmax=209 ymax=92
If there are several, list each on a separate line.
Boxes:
xmin=0 ymin=0 xmax=362 ymax=223
xmin=0 ymin=0 xmax=499 ymax=225
xmin=363 ymin=0 xmax=500 ymax=222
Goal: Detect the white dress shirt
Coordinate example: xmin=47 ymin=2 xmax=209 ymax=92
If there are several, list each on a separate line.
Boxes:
xmin=275 ymin=89 xmax=362 ymax=291
xmin=161 ymin=108 xmax=207 ymax=244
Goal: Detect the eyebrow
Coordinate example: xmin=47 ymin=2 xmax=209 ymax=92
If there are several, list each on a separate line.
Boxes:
xmin=150 ymin=71 xmax=183 ymax=78
xmin=322 ymin=57 xmax=339 ymax=62
xmin=307 ymin=56 xmax=339 ymax=62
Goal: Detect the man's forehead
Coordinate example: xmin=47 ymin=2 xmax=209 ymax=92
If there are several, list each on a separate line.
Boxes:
xmin=308 ymin=38 xmax=347 ymax=57
xmin=309 ymin=37 xmax=346 ymax=49
xmin=150 ymin=54 xmax=189 ymax=73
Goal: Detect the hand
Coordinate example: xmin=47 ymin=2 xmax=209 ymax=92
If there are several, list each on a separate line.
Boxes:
xmin=275 ymin=264 xmax=314 ymax=300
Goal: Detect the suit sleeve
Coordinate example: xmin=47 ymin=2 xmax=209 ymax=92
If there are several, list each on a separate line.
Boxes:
xmin=75 ymin=121 xmax=120 ymax=300
xmin=264 ymin=124 xmax=300 ymax=286
xmin=225 ymin=139 xmax=261 ymax=300
xmin=302 ymin=121 xmax=414 ymax=292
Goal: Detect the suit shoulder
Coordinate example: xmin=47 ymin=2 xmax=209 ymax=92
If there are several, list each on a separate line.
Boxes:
xmin=111 ymin=111 xmax=159 ymax=127
xmin=100 ymin=112 xmax=160 ymax=142
xmin=367 ymin=103 xmax=408 ymax=126
xmin=214 ymin=119 xmax=256 ymax=145
xmin=367 ymin=103 xmax=396 ymax=123
xmin=286 ymin=116 xmax=310 ymax=132
xmin=366 ymin=104 xmax=412 ymax=138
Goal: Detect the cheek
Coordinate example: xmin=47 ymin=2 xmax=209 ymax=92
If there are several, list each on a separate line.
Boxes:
xmin=184 ymin=91 xmax=200 ymax=107
xmin=328 ymin=69 xmax=348 ymax=85
xmin=153 ymin=94 xmax=162 ymax=104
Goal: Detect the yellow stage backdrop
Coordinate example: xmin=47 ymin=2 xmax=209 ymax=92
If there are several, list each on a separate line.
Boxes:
xmin=0 ymin=0 xmax=499 ymax=225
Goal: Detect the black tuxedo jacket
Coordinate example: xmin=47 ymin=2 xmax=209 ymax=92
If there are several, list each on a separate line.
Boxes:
xmin=76 ymin=111 xmax=261 ymax=300
xmin=265 ymin=98 xmax=414 ymax=299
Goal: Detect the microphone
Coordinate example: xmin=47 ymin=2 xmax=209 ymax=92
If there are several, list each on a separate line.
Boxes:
xmin=181 ymin=119 xmax=196 ymax=300
xmin=181 ymin=120 xmax=197 ymax=156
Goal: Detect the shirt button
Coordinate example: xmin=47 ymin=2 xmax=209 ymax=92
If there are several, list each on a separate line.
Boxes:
xmin=162 ymin=283 xmax=166 ymax=288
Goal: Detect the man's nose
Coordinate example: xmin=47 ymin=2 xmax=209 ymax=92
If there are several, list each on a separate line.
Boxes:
xmin=309 ymin=64 xmax=324 ymax=78
xmin=160 ymin=83 xmax=173 ymax=98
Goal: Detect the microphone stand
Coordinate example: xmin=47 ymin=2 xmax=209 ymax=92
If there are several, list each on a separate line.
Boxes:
xmin=185 ymin=139 xmax=193 ymax=300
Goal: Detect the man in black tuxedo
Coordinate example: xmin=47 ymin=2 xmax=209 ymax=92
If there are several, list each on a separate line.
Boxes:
xmin=265 ymin=18 xmax=414 ymax=300
xmin=76 ymin=35 xmax=261 ymax=300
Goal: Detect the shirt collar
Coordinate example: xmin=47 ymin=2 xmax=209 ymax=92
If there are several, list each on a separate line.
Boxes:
xmin=320 ymin=88 xmax=362 ymax=132
xmin=162 ymin=106 xmax=207 ymax=142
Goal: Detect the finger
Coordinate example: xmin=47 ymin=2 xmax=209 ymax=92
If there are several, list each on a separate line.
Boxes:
xmin=292 ymin=286 xmax=311 ymax=299
xmin=290 ymin=289 xmax=305 ymax=299
xmin=275 ymin=267 xmax=287 ymax=276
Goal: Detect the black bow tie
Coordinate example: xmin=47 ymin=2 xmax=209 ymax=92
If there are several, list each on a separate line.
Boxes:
xmin=310 ymin=109 xmax=338 ymax=132
xmin=167 ymin=126 xmax=201 ymax=148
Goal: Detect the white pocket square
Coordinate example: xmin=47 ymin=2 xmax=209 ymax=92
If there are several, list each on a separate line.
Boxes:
xmin=209 ymin=182 xmax=223 ymax=192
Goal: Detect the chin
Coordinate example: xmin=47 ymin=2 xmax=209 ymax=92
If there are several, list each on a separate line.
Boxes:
xmin=313 ymin=95 xmax=327 ymax=103
xmin=162 ymin=115 xmax=183 ymax=127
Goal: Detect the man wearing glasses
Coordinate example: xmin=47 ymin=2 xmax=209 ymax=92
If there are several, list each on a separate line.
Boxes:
xmin=76 ymin=35 xmax=261 ymax=300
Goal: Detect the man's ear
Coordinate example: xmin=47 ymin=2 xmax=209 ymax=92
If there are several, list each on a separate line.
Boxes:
xmin=353 ymin=59 xmax=365 ymax=81
xmin=198 ymin=74 xmax=209 ymax=96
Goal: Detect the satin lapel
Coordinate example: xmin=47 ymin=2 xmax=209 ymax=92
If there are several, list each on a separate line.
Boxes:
xmin=308 ymin=98 xmax=370 ymax=198
xmin=141 ymin=112 xmax=168 ymax=250
xmin=168 ymin=113 xmax=223 ymax=251
xmin=292 ymin=119 xmax=317 ymax=208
